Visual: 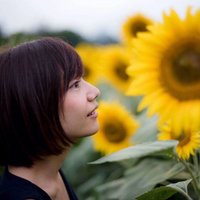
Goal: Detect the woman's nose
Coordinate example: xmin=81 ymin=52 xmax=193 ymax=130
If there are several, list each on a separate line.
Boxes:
xmin=87 ymin=84 xmax=100 ymax=101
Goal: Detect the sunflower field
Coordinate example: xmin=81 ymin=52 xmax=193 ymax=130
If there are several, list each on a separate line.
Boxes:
xmin=62 ymin=7 xmax=200 ymax=200
xmin=1 ymin=5 xmax=200 ymax=200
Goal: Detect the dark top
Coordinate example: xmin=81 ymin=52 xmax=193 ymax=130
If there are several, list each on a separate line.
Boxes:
xmin=0 ymin=167 xmax=78 ymax=200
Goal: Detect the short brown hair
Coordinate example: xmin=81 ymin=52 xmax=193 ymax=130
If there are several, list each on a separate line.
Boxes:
xmin=0 ymin=37 xmax=83 ymax=167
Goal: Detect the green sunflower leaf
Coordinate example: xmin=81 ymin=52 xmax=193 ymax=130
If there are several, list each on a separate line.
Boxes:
xmin=94 ymin=178 xmax=125 ymax=200
xmin=118 ymin=159 xmax=184 ymax=199
xmin=135 ymin=179 xmax=193 ymax=200
xmin=89 ymin=140 xmax=178 ymax=164
xmin=93 ymin=159 xmax=184 ymax=199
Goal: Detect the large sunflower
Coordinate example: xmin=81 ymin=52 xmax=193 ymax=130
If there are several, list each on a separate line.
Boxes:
xmin=101 ymin=44 xmax=133 ymax=92
xmin=92 ymin=101 xmax=139 ymax=155
xmin=158 ymin=121 xmax=200 ymax=160
xmin=126 ymin=7 xmax=200 ymax=135
xmin=75 ymin=43 xmax=101 ymax=86
xmin=121 ymin=13 xmax=154 ymax=46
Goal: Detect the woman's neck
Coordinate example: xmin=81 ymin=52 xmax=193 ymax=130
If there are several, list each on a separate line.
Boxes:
xmin=8 ymin=146 xmax=71 ymax=200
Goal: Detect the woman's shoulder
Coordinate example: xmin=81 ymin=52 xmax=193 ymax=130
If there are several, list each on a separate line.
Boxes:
xmin=0 ymin=168 xmax=51 ymax=200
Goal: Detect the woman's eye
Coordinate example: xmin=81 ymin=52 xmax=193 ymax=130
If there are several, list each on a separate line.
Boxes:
xmin=70 ymin=81 xmax=79 ymax=88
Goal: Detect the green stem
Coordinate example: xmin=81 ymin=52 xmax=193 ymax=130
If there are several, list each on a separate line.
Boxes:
xmin=178 ymin=156 xmax=200 ymax=199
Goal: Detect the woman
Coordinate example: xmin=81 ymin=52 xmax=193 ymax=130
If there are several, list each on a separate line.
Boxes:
xmin=0 ymin=37 xmax=100 ymax=200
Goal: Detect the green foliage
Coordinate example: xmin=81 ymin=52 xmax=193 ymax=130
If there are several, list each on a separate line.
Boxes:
xmin=136 ymin=179 xmax=193 ymax=200
xmin=89 ymin=137 xmax=199 ymax=199
xmin=90 ymin=140 xmax=178 ymax=164
xmin=7 ymin=32 xmax=37 ymax=46
xmin=0 ymin=28 xmax=8 ymax=47
xmin=0 ymin=29 xmax=86 ymax=48
xmin=38 ymin=30 xmax=86 ymax=46
xmin=91 ymin=158 xmax=185 ymax=199
xmin=132 ymin=113 xmax=159 ymax=143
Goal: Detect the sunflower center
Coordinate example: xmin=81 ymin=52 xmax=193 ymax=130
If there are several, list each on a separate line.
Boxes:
xmin=115 ymin=61 xmax=129 ymax=81
xmin=131 ymin=21 xmax=148 ymax=37
xmin=161 ymin=41 xmax=200 ymax=100
xmin=172 ymin=51 xmax=200 ymax=85
xmin=103 ymin=123 xmax=126 ymax=143
xmin=173 ymin=131 xmax=191 ymax=147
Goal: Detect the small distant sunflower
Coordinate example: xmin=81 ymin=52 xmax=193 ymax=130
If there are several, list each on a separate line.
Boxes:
xmin=158 ymin=121 xmax=200 ymax=160
xmin=122 ymin=13 xmax=153 ymax=46
xmin=92 ymin=101 xmax=139 ymax=155
xmin=101 ymin=45 xmax=133 ymax=92
xmin=127 ymin=7 xmax=200 ymax=135
xmin=75 ymin=43 xmax=101 ymax=85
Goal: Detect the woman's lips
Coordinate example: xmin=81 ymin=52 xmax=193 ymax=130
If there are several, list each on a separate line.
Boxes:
xmin=87 ymin=111 xmax=98 ymax=118
xmin=87 ymin=104 xmax=98 ymax=117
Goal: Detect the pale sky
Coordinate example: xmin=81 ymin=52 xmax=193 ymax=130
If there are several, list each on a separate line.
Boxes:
xmin=0 ymin=0 xmax=200 ymax=40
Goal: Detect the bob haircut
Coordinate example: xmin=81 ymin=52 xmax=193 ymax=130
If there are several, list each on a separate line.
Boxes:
xmin=0 ymin=37 xmax=83 ymax=167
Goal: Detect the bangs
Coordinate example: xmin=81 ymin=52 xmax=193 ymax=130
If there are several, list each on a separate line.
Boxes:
xmin=53 ymin=39 xmax=84 ymax=93
xmin=35 ymin=37 xmax=84 ymax=94
xmin=64 ymin=48 xmax=84 ymax=90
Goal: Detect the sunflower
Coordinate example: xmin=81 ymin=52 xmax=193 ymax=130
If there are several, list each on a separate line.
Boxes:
xmin=92 ymin=101 xmax=139 ymax=155
xmin=158 ymin=121 xmax=200 ymax=160
xmin=100 ymin=44 xmax=133 ymax=92
xmin=121 ymin=13 xmax=154 ymax=46
xmin=75 ymin=43 xmax=102 ymax=85
xmin=126 ymin=7 xmax=200 ymax=135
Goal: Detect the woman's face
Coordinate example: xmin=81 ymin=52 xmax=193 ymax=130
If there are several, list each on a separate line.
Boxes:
xmin=59 ymin=78 xmax=100 ymax=141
